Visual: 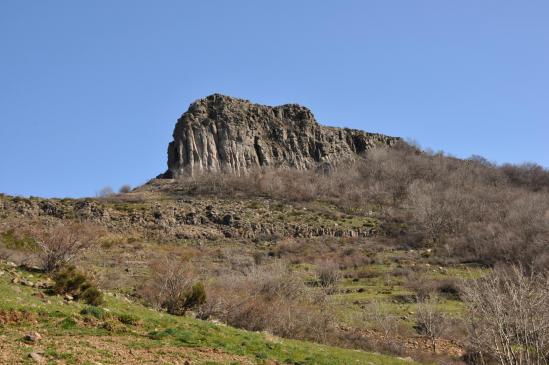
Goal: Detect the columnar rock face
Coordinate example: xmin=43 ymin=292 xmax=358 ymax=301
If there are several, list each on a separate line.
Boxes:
xmin=164 ymin=94 xmax=400 ymax=178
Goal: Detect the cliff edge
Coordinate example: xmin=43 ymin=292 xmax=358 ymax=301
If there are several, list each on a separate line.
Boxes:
xmin=164 ymin=94 xmax=400 ymax=178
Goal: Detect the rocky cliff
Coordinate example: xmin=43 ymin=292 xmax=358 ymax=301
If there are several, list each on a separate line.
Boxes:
xmin=164 ymin=94 xmax=400 ymax=178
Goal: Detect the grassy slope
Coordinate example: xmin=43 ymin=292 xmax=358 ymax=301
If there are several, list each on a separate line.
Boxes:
xmin=332 ymin=255 xmax=486 ymax=329
xmin=0 ymin=264 xmax=417 ymax=365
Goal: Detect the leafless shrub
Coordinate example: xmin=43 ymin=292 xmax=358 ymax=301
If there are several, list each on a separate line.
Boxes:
xmin=405 ymin=273 xmax=436 ymax=301
xmin=198 ymin=262 xmax=334 ymax=343
xmin=435 ymin=278 xmax=461 ymax=300
xmin=415 ymin=296 xmax=449 ymax=353
xmin=501 ymin=163 xmax=549 ymax=192
xmin=97 ymin=186 xmax=114 ymax=197
xmin=138 ymin=257 xmax=205 ymax=315
xmin=29 ymin=222 xmax=102 ymax=272
xmin=315 ymin=260 xmax=342 ymax=292
xmin=462 ymin=267 xmax=549 ymax=365
xmin=171 ymin=141 xmax=549 ymax=269
xmin=118 ymin=185 xmax=132 ymax=194
xmin=366 ymin=300 xmax=400 ymax=340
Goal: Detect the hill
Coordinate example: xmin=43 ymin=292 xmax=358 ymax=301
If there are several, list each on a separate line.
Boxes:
xmin=0 ymin=261 xmax=415 ymax=365
xmin=1 ymin=95 xmax=548 ymax=364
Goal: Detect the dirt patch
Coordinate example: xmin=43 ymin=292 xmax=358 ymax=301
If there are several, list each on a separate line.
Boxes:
xmin=405 ymin=337 xmax=464 ymax=357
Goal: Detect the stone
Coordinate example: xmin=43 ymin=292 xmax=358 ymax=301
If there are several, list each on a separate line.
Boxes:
xmin=20 ymin=278 xmax=34 ymax=287
xmin=35 ymin=280 xmax=53 ymax=289
xmin=397 ymin=357 xmax=414 ymax=362
xmin=24 ymin=331 xmax=42 ymax=342
xmin=221 ymin=214 xmax=234 ymax=225
xmin=163 ymin=94 xmax=400 ymax=178
xmin=29 ymin=352 xmax=45 ymax=363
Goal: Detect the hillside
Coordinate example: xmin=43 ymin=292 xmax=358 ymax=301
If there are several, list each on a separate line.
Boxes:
xmin=1 ymin=95 xmax=548 ymax=365
xmin=0 ymin=261 xmax=415 ymax=365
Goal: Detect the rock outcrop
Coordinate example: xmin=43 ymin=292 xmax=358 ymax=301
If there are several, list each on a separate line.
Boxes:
xmin=164 ymin=94 xmax=400 ymax=178
xmin=0 ymin=189 xmax=381 ymax=242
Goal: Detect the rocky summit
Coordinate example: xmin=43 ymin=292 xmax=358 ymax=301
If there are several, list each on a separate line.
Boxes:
xmin=164 ymin=94 xmax=400 ymax=178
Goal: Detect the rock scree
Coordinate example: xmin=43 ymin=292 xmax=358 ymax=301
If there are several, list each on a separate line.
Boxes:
xmin=164 ymin=94 xmax=400 ymax=178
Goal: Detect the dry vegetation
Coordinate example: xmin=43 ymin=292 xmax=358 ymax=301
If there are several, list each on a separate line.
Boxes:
xmin=0 ymin=220 xmax=103 ymax=272
xmin=197 ymin=261 xmax=335 ymax=344
xmin=462 ymin=267 xmax=549 ymax=365
xmin=1 ymin=143 xmax=548 ymax=365
xmin=173 ymin=142 xmax=549 ymax=270
xmin=138 ymin=256 xmax=205 ymax=315
xmin=31 ymin=222 xmax=103 ymax=272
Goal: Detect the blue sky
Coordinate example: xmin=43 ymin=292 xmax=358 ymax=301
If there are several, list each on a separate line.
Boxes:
xmin=1 ymin=1 xmax=548 ymax=197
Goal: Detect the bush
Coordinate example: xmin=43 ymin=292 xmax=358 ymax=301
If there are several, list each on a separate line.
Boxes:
xmin=197 ymin=262 xmax=334 ymax=344
xmin=28 ymin=222 xmax=103 ymax=272
xmin=80 ymin=306 xmax=106 ymax=319
xmin=162 ymin=282 xmax=206 ymax=316
xmin=169 ymin=142 xmax=549 ymax=269
xmin=118 ymin=185 xmax=132 ymax=194
xmin=52 ymin=266 xmax=87 ymax=295
xmin=365 ymin=300 xmax=400 ymax=340
xmin=52 ymin=266 xmax=104 ymax=306
xmin=184 ymin=282 xmax=206 ymax=308
xmin=405 ymin=274 xmax=436 ymax=301
xmin=138 ymin=257 xmax=204 ymax=315
xmin=80 ymin=286 xmax=104 ymax=306
xmin=415 ymin=297 xmax=449 ymax=353
xmin=462 ymin=267 xmax=549 ymax=365
xmin=435 ymin=279 xmax=461 ymax=300
xmin=97 ymin=186 xmax=114 ymax=197
xmin=117 ymin=313 xmax=139 ymax=325
xmin=315 ymin=260 xmax=342 ymax=292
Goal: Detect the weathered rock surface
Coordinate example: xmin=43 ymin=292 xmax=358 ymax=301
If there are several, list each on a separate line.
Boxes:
xmin=0 ymin=190 xmax=380 ymax=243
xmin=164 ymin=94 xmax=400 ymax=178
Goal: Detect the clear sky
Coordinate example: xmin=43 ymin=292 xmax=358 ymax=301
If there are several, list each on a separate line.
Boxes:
xmin=1 ymin=1 xmax=548 ymax=198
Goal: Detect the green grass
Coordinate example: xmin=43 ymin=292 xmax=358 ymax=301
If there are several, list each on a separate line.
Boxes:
xmin=0 ymin=264 xmax=418 ymax=365
xmin=328 ymin=249 xmax=488 ymax=329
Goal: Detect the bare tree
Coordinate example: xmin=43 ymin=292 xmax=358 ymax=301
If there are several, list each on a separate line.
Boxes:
xmin=462 ymin=267 xmax=549 ymax=365
xmin=31 ymin=222 xmax=102 ymax=272
xmin=415 ymin=296 xmax=448 ymax=353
